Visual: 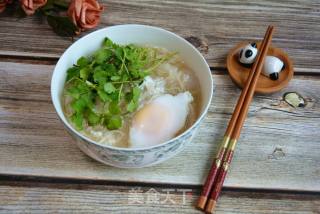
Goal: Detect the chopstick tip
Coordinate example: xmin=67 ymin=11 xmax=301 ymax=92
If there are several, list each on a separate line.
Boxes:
xmin=196 ymin=196 xmax=207 ymax=210
xmin=205 ymin=199 xmax=217 ymax=214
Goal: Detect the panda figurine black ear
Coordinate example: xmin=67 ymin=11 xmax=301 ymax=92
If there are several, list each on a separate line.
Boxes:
xmin=251 ymin=43 xmax=257 ymax=48
xmin=239 ymin=43 xmax=258 ymax=66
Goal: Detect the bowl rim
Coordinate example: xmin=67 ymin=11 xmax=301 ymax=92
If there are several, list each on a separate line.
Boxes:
xmin=51 ymin=24 xmax=213 ymax=151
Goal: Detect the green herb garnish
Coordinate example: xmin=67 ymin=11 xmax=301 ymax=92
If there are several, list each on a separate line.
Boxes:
xmin=64 ymin=37 xmax=175 ymax=130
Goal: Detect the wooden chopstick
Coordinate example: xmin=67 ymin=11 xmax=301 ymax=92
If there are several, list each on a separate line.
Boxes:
xmin=205 ymin=26 xmax=275 ymax=214
xmin=196 ymin=25 xmax=273 ymax=210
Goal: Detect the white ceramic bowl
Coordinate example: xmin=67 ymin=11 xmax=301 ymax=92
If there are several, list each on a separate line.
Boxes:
xmin=51 ymin=24 xmax=213 ymax=168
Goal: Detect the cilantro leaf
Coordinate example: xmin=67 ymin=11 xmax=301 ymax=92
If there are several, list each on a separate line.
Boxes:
xmin=71 ymin=112 xmax=83 ymax=130
xmin=109 ymin=91 xmax=119 ymax=101
xmin=71 ymin=92 xmax=93 ymax=113
xmin=104 ymin=82 xmax=116 ymax=94
xmin=71 ymin=97 xmax=87 ymax=113
xmin=111 ymin=75 xmax=121 ymax=81
xmin=66 ymin=79 xmax=90 ymax=99
xmin=66 ymin=67 xmax=80 ymax=81
xmin=127 ymin=100 xmax=138 ymax=113
xmin=106 ymin=115 xmax=122 ymax=130
xmin=97 ymin=89 xmax=110 ymax=102
xmin=80 ymin=67 xmax=90 ymax=80
xmin=115 ymin=47 xmax=123 ymax=60
xmin=132 ymin=87 xmax=141 ymax=102
xmin=95 ymin=49 xmax=112 ymax=64
xmin=102 ymin=64 xmax=117 ymax=76
xmin=109 ymin=101 xmax=121 ymax=115
xmin=87 ymin=110 xmax=100 ymax=126
xmin=77 ymin=56 xmax=89 ymax=67
xmin=93 ymin=67 xmax=108 ymax=84
xmin=66 ymin=87 xmax=81 ymax=99
xmin=103 ymin=37 xmax=114 ymax=48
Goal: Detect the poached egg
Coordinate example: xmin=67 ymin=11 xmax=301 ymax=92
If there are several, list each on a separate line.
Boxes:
xmin=129 ymin=92 xmax=193 ymax=148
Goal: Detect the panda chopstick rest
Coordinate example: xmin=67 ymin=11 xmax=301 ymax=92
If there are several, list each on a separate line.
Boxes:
xmin=239 ymin=43 xmax=285 ymax=80
xmin=227 ymin=41 xmax=294 ymax=94
xmin=239 ymin=43 xmax=258 ymax=65
xmin=263 ymin=56 xmax=284 ymax=80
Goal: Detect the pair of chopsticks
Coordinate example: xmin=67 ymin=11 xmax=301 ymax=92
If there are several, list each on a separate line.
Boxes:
xmin=197 ymin=25 xmax=275 ymax=213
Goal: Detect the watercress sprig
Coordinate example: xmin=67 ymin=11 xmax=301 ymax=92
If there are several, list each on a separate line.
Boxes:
xmin=64 ymin=37 xmax=175 ymax=130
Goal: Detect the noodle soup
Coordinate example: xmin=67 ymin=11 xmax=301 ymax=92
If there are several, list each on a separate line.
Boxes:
xmin=62 ymin=38 xmax=201 ymax=148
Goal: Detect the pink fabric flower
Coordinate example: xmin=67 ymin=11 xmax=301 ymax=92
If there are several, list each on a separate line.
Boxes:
xmin=20 ymin=0 xmax=47 ymax=15
xmin=68 ymin=0 xmax=103 ymax=31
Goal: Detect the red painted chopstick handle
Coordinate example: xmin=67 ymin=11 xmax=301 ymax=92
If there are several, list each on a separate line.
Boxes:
xmin=197 ymin=136 xmax=229 ymax=209
xmin=205 ymin=139 xmax=237 ymax=213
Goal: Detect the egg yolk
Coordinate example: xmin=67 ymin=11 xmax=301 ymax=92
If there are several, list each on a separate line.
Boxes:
xmin=132 ymin=103 xmax=171 ymax=135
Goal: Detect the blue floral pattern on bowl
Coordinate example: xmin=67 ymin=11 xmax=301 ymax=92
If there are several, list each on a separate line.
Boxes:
xmin=66 ymin=122 xmax=200 ymax=168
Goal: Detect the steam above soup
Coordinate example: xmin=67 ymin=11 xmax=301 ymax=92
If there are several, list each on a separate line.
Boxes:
xmin=62 ymin=38 xmax=201 ymax=148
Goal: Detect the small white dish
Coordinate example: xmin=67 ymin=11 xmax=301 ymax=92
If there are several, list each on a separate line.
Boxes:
xmin=51 ymin=24 xmax=213 ymax=168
